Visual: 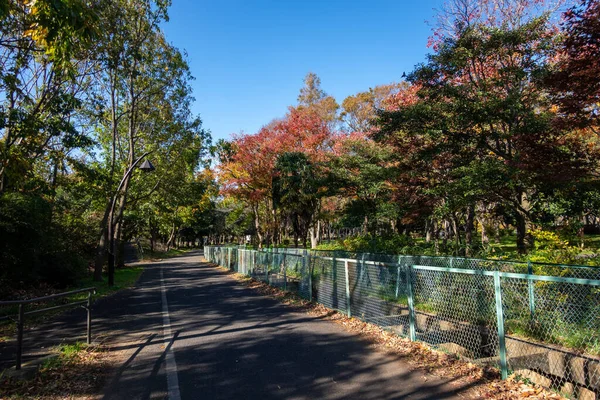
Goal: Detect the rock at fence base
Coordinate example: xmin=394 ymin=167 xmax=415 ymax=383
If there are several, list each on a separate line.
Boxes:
xmin=438 ymin=342 xmax=474 ymax=359
xmin=578 ymin=387 xmax=596 ymax=400
xmin=588 ymin=360 xmax=600 ymax=390
xmin=569 ymin=356 xmax=587 ymax=387
xmin=439 ymin=320 xmax=453 ymax=331
xmin=514 ymin=369 xmax=553 ymax=388
xmin=391 ymin=324 xmax=408 ymax=336
xmin=548 ymin=350 xmax=566 ymax=379
xmin=561 ymin=382 xmax=575 ymax=397
xmin=506 ymin=338 xmax=547 ymax=371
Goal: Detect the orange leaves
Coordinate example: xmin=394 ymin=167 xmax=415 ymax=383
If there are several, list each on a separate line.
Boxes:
xmin=381 ymin=83 xmax=422 ymax=112
xmin=218 ymin=107 xmax=335 ymax=203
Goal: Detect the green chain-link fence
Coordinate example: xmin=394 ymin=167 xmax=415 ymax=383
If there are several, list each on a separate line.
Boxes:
xmin=204 ymin=245 xmax=600 ymax=399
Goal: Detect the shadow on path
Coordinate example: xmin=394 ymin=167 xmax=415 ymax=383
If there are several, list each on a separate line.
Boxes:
xmin=3 ymin=251 xmax=480 ymax=399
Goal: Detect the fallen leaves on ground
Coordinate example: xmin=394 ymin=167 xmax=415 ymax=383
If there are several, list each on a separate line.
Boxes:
xmin=215 ymin=264 xmax=566 ymax=400
xmin=0 ymin=343 xmax=114 ymax=399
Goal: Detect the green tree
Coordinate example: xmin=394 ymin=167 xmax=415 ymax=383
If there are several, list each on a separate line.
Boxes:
xmin=273 ymin=152 xmax=321 ymax=247
xmin=376 ymin=16 xmax=594 ymax=253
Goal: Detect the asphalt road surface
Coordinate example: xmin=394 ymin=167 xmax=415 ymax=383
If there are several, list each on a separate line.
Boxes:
xmin=2 ymin=250 xmax=479 ymax=399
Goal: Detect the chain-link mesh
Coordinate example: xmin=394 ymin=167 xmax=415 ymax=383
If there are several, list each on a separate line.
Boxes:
xmin=347 ymin=259 xmax=408 ymax=329
xmin=310 ymin=249 xmax=600 ymax=279
xmin=500 ymin=276 xmax=600 ymax=398
xmin=310 ymin=255 xmax=348 ymax=314
xmin=203 ymin=246 xmax=600 ymax=399
xmin=412 ymin=268 xmax=499 ymax=361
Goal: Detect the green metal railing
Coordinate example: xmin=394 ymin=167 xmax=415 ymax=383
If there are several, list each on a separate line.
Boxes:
xmin=204 ymin=246 xmax=600 ymax=399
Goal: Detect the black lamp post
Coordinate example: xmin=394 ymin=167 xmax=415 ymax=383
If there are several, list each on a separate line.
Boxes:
xmin=107 ymin=153 xmax=155 ymax=286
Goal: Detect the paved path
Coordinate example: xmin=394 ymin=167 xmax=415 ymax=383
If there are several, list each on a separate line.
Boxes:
xmin=3 ymin=251 xmax=479 ymax=399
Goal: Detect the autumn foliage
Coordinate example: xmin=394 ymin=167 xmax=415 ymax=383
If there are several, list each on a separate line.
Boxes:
xmin=213 ymin=0 xmax=600 ymax=258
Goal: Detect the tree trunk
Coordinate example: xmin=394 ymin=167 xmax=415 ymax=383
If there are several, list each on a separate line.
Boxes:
xmin=116 ymin=236 xmax=125 ymax=268
xmin=452 ymin=216 xmax=461 ymax=255
xmin=515 ymin=210 xmax=528 ymax=254
xmin=477 ymin=215 xmax=489 ymax=247
xmin=253 ymin=204 xmax=263 ymax=248
xmin=434 ymin=220 xmax=440 ymax=254
xmin=93 ymin=206 xmax=111 ymax=281
xmin=166 ymin=222 xmax=176 ymax=251
xmin=515 ymin=191 xmax=532 ymax=254
xmin=115 ymin=219 xmax=125 ymax=269
xmin=465 ymin=205 xmax=474 ymax=257
xmin=310 ymin=219 xmax=321 ymax=249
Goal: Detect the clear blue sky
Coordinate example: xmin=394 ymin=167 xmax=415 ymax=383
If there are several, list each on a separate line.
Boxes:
xmin=161 ymin=0 xmax=444 ymax=142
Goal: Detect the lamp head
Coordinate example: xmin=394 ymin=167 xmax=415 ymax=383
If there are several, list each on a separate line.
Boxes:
xmin=139 ymin=159 xmax=155 ymax=172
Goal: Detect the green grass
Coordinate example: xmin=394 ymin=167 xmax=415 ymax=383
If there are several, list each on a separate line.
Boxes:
xmin=141 ymin=247 xmax=190 ymax=261
xmin=505 ymin=318 xmax=600 ymax=356
xmin=41 ymin=342 xmax=87 ymax=370
xmin=76 ymin=266 xmax=143 ymax=298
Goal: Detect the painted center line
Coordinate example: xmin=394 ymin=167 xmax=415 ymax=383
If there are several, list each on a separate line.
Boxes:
xmin=160 ymin=268 xmax=181 ymax=400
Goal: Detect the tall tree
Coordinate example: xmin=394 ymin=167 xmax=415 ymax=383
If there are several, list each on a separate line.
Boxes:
xmin=376 ymin=14 xmax=592 ymax=253
xmin=273 ymin=152 xmax=320 ymax=247
xmin=0 ymin=0 xmax=98 ymax=193
xmin=549 ymin=0 xmax=600 ymax=134
xmin=340 ymin=83 xmax=404 ymax=132
xmin=297 ymin=72 xmax=339 ymax=128
xmin=88 ymin=0 xmax=207 ymax=282
xmin=219 ymin=108 xmax=333 ymax=247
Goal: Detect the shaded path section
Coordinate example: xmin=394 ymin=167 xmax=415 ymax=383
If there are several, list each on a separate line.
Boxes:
xmin=2 ymin=251 xmax=478 ymax=399
xmin=113 ymin=251 xmax=475 ymax=400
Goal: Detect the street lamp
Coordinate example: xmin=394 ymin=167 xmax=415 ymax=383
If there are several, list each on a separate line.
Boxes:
xmin=107 ymin=153 xmax=154 ymax=286
xmin=139 ymin=159 xmax=155 ymax=172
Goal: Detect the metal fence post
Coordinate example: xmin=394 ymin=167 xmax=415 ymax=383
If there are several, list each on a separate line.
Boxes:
xmin=265 ymin=249 xmax=269 ymax=282
xmin=395 ymin=256 xmax=402 ymax=298
xmin=283 ymin=253 xmax=287 ymax=291
xmin=16 ymin=303 xmax=24 ymax=370
xmin=86 ymin=291 xmax=92 ymax=345
xmin=344 ymin=260 xmax=351 ymax=317
xmin=405 ymin=265 xmax=416 ymax=341
xmin=304 ymin=250 xmax=312 ymax=301
xmin=527 ymin=261 xmax=535 ymax=319
xmin=493 ymin=271 xmax=508 ymax=380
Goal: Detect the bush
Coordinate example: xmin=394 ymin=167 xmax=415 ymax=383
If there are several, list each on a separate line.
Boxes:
xmin=0 ymin=193 xmax=90 ymax=295
xmin=317 ymin=234 xmax=413 ymax=254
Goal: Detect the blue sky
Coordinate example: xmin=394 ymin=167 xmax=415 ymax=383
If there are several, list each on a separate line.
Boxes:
xmin=161 ymin=0 xmax=444 ymax=142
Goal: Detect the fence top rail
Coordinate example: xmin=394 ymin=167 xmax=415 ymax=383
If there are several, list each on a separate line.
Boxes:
xmin=207 ymin=245 xmax=600 ymax=272
xmin=412 ymin=265 xmax=600 ymax=286
xmin=307 ymin=255 xmax=395 ymax=267
xmin=0 ymin=287 xmax=96 ymax=306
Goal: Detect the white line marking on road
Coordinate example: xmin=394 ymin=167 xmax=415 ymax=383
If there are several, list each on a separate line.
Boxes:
xmin=161 ymin=268 xmax=182 ymax=400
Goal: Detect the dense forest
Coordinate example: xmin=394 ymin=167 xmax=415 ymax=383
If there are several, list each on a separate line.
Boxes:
xmin=0 ymin=0 xmax=216 ymax=293
xmin=214 ymin=0 xmax=600 ymax=264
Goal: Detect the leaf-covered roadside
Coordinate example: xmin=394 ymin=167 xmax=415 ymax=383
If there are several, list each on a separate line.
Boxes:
xmin=0 ymin=343 xmax=114 ymax=399
xmin=215 ymin=264 xmax=566 ymax=400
